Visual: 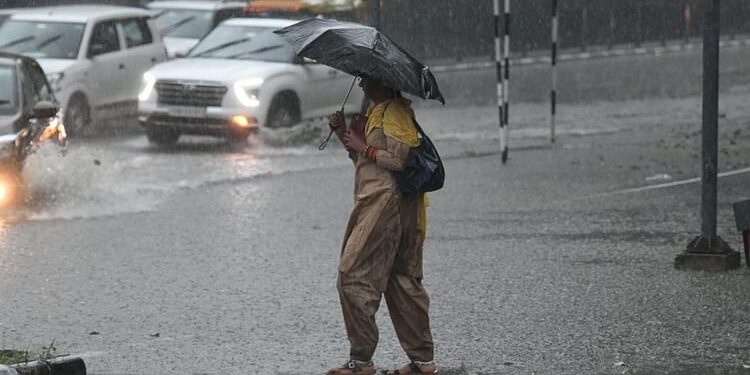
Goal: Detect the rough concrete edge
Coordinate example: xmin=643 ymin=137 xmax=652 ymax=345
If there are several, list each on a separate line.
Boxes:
xmin=430 ymin=38 xmax=750 ymax=73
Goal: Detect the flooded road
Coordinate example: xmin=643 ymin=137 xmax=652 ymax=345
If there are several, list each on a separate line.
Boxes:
xmin=1 ymin=49 xmax=750 ymax=374
xmin=10 ymin=80 xmax=750 ymax=224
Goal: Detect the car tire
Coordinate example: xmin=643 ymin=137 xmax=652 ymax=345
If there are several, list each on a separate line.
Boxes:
xmin=266 ymin=93 xmax=300 ymax=128
xmin=64 ymin=94 xmax=90 ymax=136
xmin=145 ymin=127 xmax=180 ymax=146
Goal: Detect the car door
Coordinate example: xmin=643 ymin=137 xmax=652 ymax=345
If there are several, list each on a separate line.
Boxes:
xmin=118 ymin=17 xmax=164 ymax=101
xmin=86 ymin=19 xmax=127 ymax=108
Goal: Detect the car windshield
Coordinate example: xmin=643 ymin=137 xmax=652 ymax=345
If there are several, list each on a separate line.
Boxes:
xmin=0 ymin=20 xmax=85 ymax=60
xmin=153 ymin=8 xmax=213 ymax=39
xmin=188 ymin=25 xmax=293 ymax=63
xmin=0 ymin=65 xmax=17 ymax=115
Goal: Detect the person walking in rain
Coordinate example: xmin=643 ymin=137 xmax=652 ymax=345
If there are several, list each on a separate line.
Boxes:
xmin=326 ymin=77 xmax=437 ymax=375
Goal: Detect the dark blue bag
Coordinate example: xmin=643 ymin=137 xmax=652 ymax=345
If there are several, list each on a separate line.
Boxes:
xmin=393 ymin=119 xmax=445 ymax=196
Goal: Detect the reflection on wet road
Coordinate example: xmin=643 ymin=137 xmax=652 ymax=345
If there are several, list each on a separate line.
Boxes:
xmin=5 ymin=83 xmax=750 ymax=223
xmin=11 ymin=129 xmax=351 ymax=222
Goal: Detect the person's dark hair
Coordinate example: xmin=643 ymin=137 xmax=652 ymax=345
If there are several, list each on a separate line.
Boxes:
xmin=361 ymin=75 xmax=402 ymax=98
xmin=385 ymin=86 xmax=402 ymax=99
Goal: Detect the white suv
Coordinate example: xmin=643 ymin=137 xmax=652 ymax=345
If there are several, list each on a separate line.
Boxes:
xmin=138 ymin=18 xmax=364 ymax=145
xmin=147 ymin=0 xmax=247 ymax=57
xmin=0 ymin=5 xmax=168 ymax=134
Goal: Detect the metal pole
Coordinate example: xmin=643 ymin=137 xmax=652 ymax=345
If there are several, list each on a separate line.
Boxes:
xmin=676 ymin=0 xmax=739 ymax=271
xmin=729 ymin=0 xmax=736 ymax=40
xmin=700 ymin=0 xmax=721 ymax=245
xmin=493 ymin=0 xmax=505 ymax=163
xmin=550 ymin=0 xmax=558 ymax=143
xmin=684 ymin=3 xmax=691 ymax=43
xmin=635 ymin=0 xmax=643 ymax=47
xmin=502 ymin=0 xmax=510 ymax=163
xmin=580 ymin=6 xmax=588 ymax=52
xmin=608 ymin=6 xmax=615 ymax=49
xmin=660 ymin=0 xmax=667 ymax=46
xmin=368 ymin=0 xmax=380 ymax=29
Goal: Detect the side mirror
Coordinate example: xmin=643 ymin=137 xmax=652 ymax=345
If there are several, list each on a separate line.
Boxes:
xmin=32 ymin=101 xmax=59 ymax=119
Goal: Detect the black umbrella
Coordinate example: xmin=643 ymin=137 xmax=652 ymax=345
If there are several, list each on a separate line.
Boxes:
xmin=274 ymin=18 xmax=445 ymax=105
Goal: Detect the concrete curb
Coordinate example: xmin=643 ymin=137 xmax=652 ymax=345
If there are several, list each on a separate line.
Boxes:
xmin=9 ymin=356 xmax=85 ymax=375
xmin=430 ymin=37 xmax=750 ymax=72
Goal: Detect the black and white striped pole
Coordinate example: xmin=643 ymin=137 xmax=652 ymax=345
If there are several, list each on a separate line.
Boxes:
xmin=550 ymin=0 xmax=558 ymax=143
xmin=494 ymin=0 xmax=510 ymax=164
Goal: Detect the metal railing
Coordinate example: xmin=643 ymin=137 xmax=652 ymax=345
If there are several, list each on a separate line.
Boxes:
xmin=376 ymin=0 xmax=750 ymax=63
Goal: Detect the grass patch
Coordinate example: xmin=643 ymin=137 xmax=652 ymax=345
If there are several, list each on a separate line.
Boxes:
xmin=0 ymin=350 xmax=30 ymax=365
xmin=0 ymin=340 xmax=58 ymax=365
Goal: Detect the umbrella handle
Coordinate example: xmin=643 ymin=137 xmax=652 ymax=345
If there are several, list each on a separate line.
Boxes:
xmin=319 ymin=129 xmax=334 ymax=150
xmin=319 ymin=76 xmax=358 ymax=151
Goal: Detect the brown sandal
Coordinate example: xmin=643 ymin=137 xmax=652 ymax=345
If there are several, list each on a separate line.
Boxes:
xmin=327 ymin=360 xmax=376 ymax=375
xmin=383 ymin=361 xmax=437 ymax=375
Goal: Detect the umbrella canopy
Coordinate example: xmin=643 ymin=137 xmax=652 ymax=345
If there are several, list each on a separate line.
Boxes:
xmin=274 ymin=18 xmax=445 ymax=104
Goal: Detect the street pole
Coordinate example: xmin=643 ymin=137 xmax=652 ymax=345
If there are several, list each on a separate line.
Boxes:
xmin=675 ymin=0 xmax=740 ymax=271
xmin=550 ymin=0 xmax=558 ymax=144
xmin=502 ymin=0 xmax=510 ymax=164
xmin=701 ymin=0 xmax=720 ymax=244
xmin=684 ymin=4 xmax=691 ymax=44
xmin=493 ymin=0 xmax=510 ymax=164
xmin=368 ymin=0 xmax=380 ymax=29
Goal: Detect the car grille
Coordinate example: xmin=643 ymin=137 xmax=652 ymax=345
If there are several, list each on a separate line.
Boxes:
xmin=155 ymin=80 xmax=228 ymax=107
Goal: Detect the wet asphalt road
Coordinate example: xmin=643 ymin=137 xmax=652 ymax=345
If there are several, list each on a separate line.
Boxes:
xmin=1 ymin=48 xmax=750 ymax=375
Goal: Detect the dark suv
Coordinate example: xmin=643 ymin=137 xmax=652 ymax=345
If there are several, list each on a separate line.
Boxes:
xmin=0 ymin=52 xmax=60 ymax=171
xmin=0 ymin=52 xmax=58 ymax=133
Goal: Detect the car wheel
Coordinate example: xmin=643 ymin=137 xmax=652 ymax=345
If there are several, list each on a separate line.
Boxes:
xmin=145 ymin=127 xmax=180 ymax=146
xmin=64 ymin=95 xmax=90 ymax=136
xmin=266 ymin=93 xmax=300 ymax=128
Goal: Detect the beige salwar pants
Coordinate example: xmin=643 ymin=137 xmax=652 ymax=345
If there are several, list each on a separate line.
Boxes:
xmin=337 ymin=193 xmax=434 ymax=363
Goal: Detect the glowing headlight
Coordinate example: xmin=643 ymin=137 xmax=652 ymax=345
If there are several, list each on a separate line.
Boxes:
xmin=0 ymin=179 xmax=11 ymax=206
xmin=46 ymin=72 xmax=64 ymax=92
xmin=0 ymin=171 xmax=20 ymax=206
xmin=234 ymin=78 xmax=263 ymax=107
xmin=139 ymin=72 xmax=157 ymax=101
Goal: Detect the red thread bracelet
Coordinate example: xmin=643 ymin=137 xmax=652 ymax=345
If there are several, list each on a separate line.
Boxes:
xmin=365 ymin=146 xmax=378 ymax=161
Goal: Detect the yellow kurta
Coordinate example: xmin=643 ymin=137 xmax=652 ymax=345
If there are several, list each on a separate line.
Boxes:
xmin=336 ymin=97 xmax=434 ymax=363
xmin=339 ymin=97 xmax=427 ymax=280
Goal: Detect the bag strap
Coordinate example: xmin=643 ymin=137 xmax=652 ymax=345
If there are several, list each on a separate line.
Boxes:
xmin=412 ymin=117 xmax=427 ymax=139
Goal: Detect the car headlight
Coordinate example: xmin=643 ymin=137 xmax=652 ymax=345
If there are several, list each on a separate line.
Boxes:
xmin=139 ymin=72 xmax=157 ymax=101
xmin=234 ymin=78 xmax=263 ymax=107
xmin=46 ymin=72 xmax=64 ymax=93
